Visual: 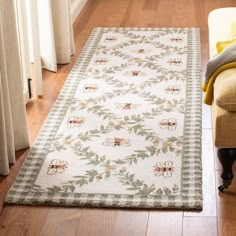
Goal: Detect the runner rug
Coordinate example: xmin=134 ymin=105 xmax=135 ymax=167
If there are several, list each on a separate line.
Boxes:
xmin=6 ymin=28 xmax=202 ymax=209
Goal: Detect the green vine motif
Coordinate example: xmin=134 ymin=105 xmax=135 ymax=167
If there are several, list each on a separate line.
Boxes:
xmin=87 ymin=61 xmax=129 ymax=74
xmin=151 ymin=99 xmax=185 ymax=114
xmin=31 ymin=184 xmax=46 ymax=194
xmin=159 ymin=71 xmax=187 ymax=81
xmin=33 ymin=159 xmax=118 ymax=194
xmin=115 ymin=170 xmax=180 ymax=196
xmin=32 ymin=183 xmax=76 ymax=194
xmin=113 ymin=150 xmax=150 ymax=166
xmin=149 ymin=29 xmax=187 ymax=39
xmin=141 ymin=61 xmax=162 ymax=71
xmin=101 ymin=63 xmax=130 ymax=74
xmin=124 ymin=116 xmax=159 ymax=141
xmin=125 ymin=33 xmax=150 ymax=41
xmin=156 ymin=136 xmax=183 ymax=157
xmin=133 ymin=75 xmax=186 ymax=91
xmin=113 ymin=135 xmax=183 ymax=166
xmin=136 ymin=77 xmax=181 ymax=91
xmin=141 ymin=94 xmax=166 ymax=104
xmin=138 ymin=92 xmax=185 ymax=114
xmin=49 ymin=124 xmax=112 ymax=153
xmin=49 ymin=134 xmax=75 ymax=152
xmin=162 ymin=73 xmax=187 ymax=82
xmin=78 ymin=102 xmax=116 ymax=120
xmin=141 ymin=59 xmax=187 ymax=73
xmin=31 ymin=168 xmax=180 ymax=195
xmin=59 ymin=160 xmax=119 ymax=192
xmin=84 ymin=94 xmax=116 ymax=104
xmin=68 ymin=99 xmax=81 ymax=113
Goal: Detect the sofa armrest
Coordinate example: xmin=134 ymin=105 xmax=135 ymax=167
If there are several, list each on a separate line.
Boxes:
xmin=214 ymin=68 xmax=236 ymax=111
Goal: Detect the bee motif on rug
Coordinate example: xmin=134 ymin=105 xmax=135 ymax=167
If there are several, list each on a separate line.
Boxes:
xmin=159 ymin=118 xmax=177 ymax=130
xmin=125 ymin=70 xmax=145 ymax=76
xmin=131 ymin=70 xmax=141 ymax=76
xmin=84 ymin=84 xmax=98 ymax=93
xmin=167 ymin=58 xmax=182 ymax=66
xmin=47 ymin=159 xmax=68 ymax=175
xmin=115 ymin=103 xmax=140 ymax=110
xmin=67 ymin=116 xmax=85 ymax=128
xmin=153 ymin=161 xmax=174 ymax=177
xmin=104 ymin=36 xmax=117 ymax=41
xmin=138 ymin=49 xmax=145 ymax=54
xmin=169 ymin=37 xmax=183 ymax=43
xmin=131 ymin=48 xmax=151 ymax=54
xmin=164 ymin=85 xmax=181 ymax=94
xmin=95 ymin=58 xmax=108 ymax=65
xmin=103 ymin=137 xmax=131 ymax=147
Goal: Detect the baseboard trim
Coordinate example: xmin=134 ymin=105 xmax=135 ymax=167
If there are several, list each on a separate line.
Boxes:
xmin=71 ymin=0 xmax=88 ymax=23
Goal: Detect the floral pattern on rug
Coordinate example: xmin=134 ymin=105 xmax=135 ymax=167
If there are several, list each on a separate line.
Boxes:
xmin=6 ymin=28 xmax=202 ymax=209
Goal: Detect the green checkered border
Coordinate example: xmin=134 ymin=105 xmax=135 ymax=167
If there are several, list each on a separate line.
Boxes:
xmin=5 ymin=28 xmax=202 ymax=209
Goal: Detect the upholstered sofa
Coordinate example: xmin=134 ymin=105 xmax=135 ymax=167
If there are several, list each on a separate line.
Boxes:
xmin=205 ymin=8 xmax=236 ymax=191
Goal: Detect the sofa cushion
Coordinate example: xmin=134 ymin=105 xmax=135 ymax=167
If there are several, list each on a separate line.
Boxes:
xmin=214 ymin=68 xmax=236 ymax=111
xmin=213 ymin=101 xmax=236 ymax=147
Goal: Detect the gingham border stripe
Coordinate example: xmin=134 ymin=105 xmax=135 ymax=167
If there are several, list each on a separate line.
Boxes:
xmin=5 ymin=28 xmax=202 ymax=209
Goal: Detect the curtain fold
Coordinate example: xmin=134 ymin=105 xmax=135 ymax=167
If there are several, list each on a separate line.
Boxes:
xmin=37 ymin=0 xmax=75 ymax=72
xmin=0 ymin=0 xmax=29 ymax=175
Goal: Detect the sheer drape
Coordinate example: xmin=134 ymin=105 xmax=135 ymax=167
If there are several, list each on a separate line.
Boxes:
xmin=0 ymin=0 xmax=29 ymax=175
xmin=37 ymin=0 xmax=75 ymax=72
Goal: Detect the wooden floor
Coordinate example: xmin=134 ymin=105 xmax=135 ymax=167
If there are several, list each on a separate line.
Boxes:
xmin=1 ymin=0 xmax=236 ymax=235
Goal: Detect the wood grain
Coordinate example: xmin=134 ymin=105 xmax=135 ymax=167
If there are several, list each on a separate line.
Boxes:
xmin=39 ymin=208 xmax=82 ymax=236
xmin=75 ymin=208 xmax=117 ymax=236
xmin=218 ymin=218 xmax=236 ymax=236
xmin=0 ymin=206 xmax=49 ymax=236
xmin=1 ymin=0 xmax=236 ymax=235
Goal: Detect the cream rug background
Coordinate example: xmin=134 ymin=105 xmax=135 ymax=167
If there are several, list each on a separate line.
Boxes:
xmin=6 ymin=28 xmax=202 ymax=209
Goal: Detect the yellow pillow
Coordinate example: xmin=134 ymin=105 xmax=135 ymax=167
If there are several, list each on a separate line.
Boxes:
xmin=216 ymin=38 xmax=236 ymax=53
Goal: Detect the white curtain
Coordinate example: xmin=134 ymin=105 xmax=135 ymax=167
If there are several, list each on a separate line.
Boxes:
xmin=37 ymin=0 xmax=75 ymax=72
xmin=0 ymin=0 xmax=29 ymax=175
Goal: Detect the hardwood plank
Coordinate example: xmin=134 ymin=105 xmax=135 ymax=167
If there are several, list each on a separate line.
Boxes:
xmin=183 ymin=217 xmax=217 ymax=236
xmin=184 ymin=129 xmax=217 ymax=217
xmin=75 ymin=208 xmax=117 ymax=236
xmin=218 ymin=218 xmax=236 ymax=236
xmin=121 ymin=0 xmax=145 ymax=27
xmin=147 ymin=211 xmax=183 ymax=236
xmin=39 ymin=208 xmax=82 ymax=236
xmin=171 ymin=0 xmax=200 ymax=27
xmin=0 ymin=206 xmax=49 ymax=236
xmin=139 ymin=10 xmax=157 ymax=27
xmin=111 ymin=210 xmax=149 ymax=236
xmin=216 ymin=171 xmax=236 ymax=219
xmin=154 ymin=0 xmax=173 ymax=27
xmin=143 ymin=0 xmax=159 ymax=10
